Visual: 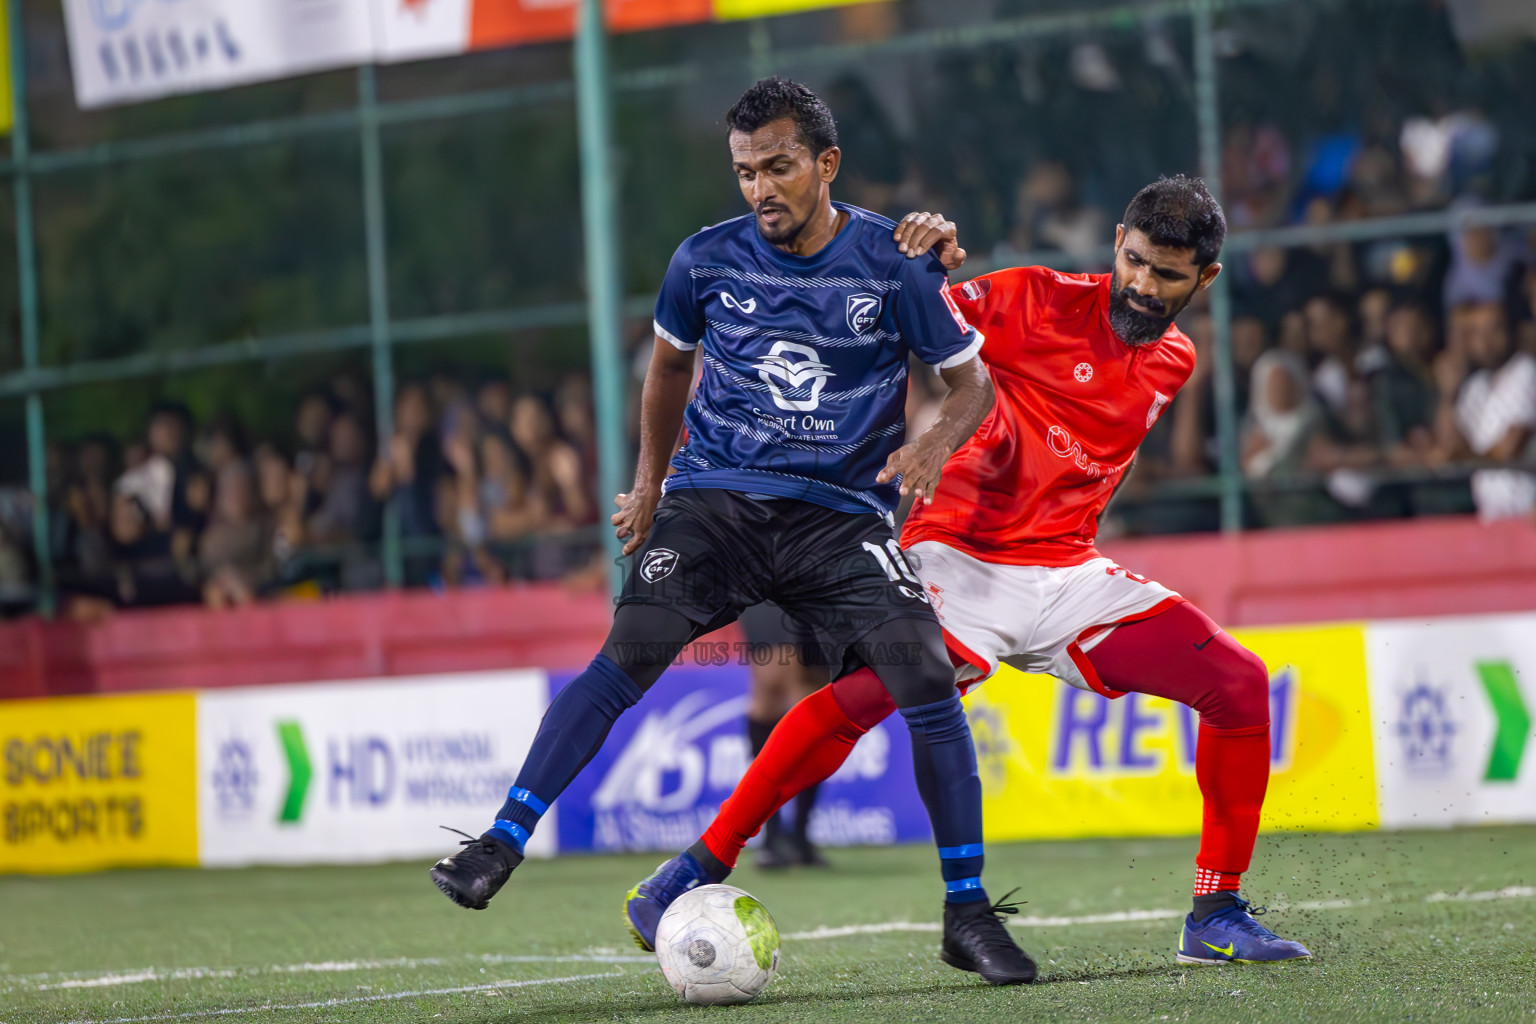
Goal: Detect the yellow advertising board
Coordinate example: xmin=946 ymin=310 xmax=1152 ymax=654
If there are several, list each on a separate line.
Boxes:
xmin=0 ymin=0 xmax=12 ymax=136
xmin=0 ymin=692 xmax=198 ymax=873
xmin=966 ymin=623 xmax=1378 ymax=842
xmin=713 ymin=0 xmax=882 ymax=19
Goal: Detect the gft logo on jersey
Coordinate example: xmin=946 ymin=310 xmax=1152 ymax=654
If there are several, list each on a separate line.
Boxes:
xmin=640 ymin=548 xmax=681 ymax=583
xmin=754 ymin=341 xmax=836 ymax=412
xmin=846 ymin=293 xmax=882 ymax=335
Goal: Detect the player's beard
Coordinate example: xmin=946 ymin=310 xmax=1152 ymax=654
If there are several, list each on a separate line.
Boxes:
xmin=1108 ymin=272 xmax=1186 ymax=346
xmin=755 ymin=202 xmax=809 ymax=246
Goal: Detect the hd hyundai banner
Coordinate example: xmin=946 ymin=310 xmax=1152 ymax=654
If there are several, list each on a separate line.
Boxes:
xmin=62 ymin=0 xmax=889 ymax=109
xmin=195 ymin=670 xmax=555 ymax=866
xmin=1365 ymin=613 xmax=1536 ymax=829
xmin=3 ymin=611 xmax=1532 ymax=873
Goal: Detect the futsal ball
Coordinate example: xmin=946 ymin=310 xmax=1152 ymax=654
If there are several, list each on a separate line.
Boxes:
xmin=654 ymin=883 xmax=780 ymax=1005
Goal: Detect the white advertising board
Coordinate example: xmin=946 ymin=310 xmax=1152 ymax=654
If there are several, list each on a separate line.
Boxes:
xmin=373 ymin=0 xmax=473 ymax=63
xmin=197 ymin=670 xmax=554 ymax=866
xmin=1366 ymin=613 xmax=1536 ymax=829
xmin=62 ymin=0 xmax=375 ymax=109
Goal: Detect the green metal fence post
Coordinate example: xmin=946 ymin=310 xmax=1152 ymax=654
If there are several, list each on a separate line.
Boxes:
xmin=575 ymin=0 xmax=630 ymax=598
xmin=9 ymin=0 xmax=52 ymax=615
xmin=358 ymin=65 xmax=402 ymax=587
xmin=1193 ymin=0 xmax=1242 ymax=533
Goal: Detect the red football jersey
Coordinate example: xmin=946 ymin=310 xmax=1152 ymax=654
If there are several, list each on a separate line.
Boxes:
xmin=901 ymin=266 xmax=1196 ymax=567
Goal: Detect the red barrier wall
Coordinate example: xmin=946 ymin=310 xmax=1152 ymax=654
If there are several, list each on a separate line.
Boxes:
xmin=3 ymin=515 xmax=1534 ymax=699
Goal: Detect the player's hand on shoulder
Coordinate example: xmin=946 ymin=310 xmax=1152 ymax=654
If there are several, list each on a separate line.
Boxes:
xmin=876 ymin=433 xmax=950 ymax=507
xmin=894 ymin=212 xmax=966 ymax=272
xmin=611 ymin=486 xmax=661 ymax=556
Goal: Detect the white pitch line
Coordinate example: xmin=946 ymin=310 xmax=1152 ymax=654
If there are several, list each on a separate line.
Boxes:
xmin=22 ymin=885 xmax=1536 ymax=997
xmin=784 ymin=922 xmax=941 ymax=940
xmin=59 ymin=971 xmax=623 ymax=1024
xmin=780 ymin=908 xmax=1187 ymax=940
xmin=784 ymin=886 xmax=1536 ymax=941
xmin=19 ymin=955 xmax=653 ymax=993
xmin=1426 ymin=886 xmax=1536 ymax=903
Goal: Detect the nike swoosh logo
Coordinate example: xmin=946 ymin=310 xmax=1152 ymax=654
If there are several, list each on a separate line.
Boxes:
xmin=1193 ymin=632 xmax=1221 ymax=651
xmin=1202 ymin=940 xmax=1235 ymax=956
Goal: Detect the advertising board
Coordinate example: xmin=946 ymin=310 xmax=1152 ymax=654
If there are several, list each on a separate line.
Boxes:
xmin=1 ymin=692 xmax=198 ymax=873
xmin=196 ymin=670 xmax=554 ymax=865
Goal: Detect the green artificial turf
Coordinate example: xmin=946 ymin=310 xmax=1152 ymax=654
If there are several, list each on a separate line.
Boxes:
xmin=3 ymin=827 xmax=1534 ymax=1023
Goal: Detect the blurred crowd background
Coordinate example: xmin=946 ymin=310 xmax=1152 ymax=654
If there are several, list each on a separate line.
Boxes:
xmin=1 ymin=0 xmax=1535 ymax=616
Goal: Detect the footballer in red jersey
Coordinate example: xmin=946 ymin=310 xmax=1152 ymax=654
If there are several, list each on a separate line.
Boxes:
xmin=626 ymin=176 xmax=1311 ymax=967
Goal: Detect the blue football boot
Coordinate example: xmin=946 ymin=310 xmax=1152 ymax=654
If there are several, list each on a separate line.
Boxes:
xmin=1177 ymin=896 xmax=1312 ymax=964
xmin=623 ymin=851 xmax=715 ymax=952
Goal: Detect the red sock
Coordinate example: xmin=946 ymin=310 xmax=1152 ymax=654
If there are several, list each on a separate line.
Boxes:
xmin=1194 ymin=721 xmax=1270 ymax=893
xmin=701 ymin=668 xmax=895 ymax=868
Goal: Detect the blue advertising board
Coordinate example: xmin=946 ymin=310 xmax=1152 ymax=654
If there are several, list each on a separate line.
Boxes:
xmin=554 ymin=664 xmax=930 ymax=854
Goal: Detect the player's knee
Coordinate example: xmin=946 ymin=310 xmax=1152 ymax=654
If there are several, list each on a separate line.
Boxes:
xmin=601 ymin=603 xmax=697 ymax=691
xmin=878 ymin=658 xmax=955 ymax=709
xmin=1198 ymin=641 xmax=1271 ymax=730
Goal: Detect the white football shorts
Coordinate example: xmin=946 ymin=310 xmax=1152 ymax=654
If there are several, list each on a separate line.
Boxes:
xmin=902 ymin=540 xmax=1184 ymax=697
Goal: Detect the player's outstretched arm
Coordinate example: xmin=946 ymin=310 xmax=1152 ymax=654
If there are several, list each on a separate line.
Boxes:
xmin=894 ymin=211 xmax=966 ymax=272
xmin=613 ymin=337 xmax=695 ymax=555
xmin=876 ymin=357 xmax=994 ymax=505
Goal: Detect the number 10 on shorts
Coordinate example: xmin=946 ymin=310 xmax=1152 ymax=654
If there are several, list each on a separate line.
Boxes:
xmin=863 ymin=539 xmax=928 ymax=602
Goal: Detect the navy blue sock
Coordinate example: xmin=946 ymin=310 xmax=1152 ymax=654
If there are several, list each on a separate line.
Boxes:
xmin=488 ymin=653 xmax=644 ymax=853
xmin=899 ymin=695 xmax=988 ymax=905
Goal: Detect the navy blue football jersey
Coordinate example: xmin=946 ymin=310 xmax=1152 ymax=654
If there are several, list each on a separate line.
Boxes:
xmin=653 ymin=203 xmax=983 ymax=516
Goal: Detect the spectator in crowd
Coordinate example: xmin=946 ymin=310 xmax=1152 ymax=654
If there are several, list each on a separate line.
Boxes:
xmin=1242 ymin=342 xmax=1317 ymax=480
xmin=1234 ymin=245 xmax=1328 ymax=330
xmin=444 ymin=428 xmax=542 ymax=586
xmin=254 ymin=442 xmax=307 ymax=576
xmin=58 ymin=435 xmax=117 ymax=587
xmin=1443 ymin=218 xmax=1524 ymax=310
xmin=309 ymin=412 xmax=374 ymax=543
xmin=1376 ymin=297 xmax=1441 ymax=460
xmin=106 ymin=486 xmax=198 ymax=607
xmin=1004 ymin=160 xmax=1109 ymax=262
xmin=556 ymin=374 xmax=601 ymax=501
xmin=200 ymin=460 xmax=270 ymax=608
xmin=1303 ymin=292 xmax=1361 ymax=417
xmin=1430 ymin=301 xmax=1536 ymax=519
xmin=369 ymin=381 xmax=444 ymax=541
xmin=510 ymin=393 xmax=594 ymax=530
xmin=1357 ymin=286 xmax=1393 ymax=371
xmin=1229 ymin=314 xmax=1271 ymax=424
xmin=476 ymin=378 xmax=514 ymax=430
xmin=292 ymin=391 xmax=334 ymax=499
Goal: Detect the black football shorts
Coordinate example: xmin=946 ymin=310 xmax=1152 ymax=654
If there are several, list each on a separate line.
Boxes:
xmin=618 ymin=487 xmax=935 ymax=669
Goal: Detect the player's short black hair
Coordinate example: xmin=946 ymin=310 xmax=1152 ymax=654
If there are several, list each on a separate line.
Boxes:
xmin=1121 ymin=175 xmax=1226 ymax=267
xmin=725 ymin=77 xmax=839 ymax=155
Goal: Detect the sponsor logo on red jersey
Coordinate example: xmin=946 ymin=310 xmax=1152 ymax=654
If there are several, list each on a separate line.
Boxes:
xmin=1146 ymin=391 xmax=1171 ymax=428
xmin=959 ymin=278 xmax=991 ymax=302
xmin=1046 ymin=425 xmax=1121 ymax=481
xmin=941 ymin=284 xmax=971 ymax=333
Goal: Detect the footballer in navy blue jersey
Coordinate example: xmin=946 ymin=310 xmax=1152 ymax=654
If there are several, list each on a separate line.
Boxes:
xmin=429 ymin=76 xmax=1034 ymax=987
xmin=653 ymin=202 xmax=982 ymax=516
